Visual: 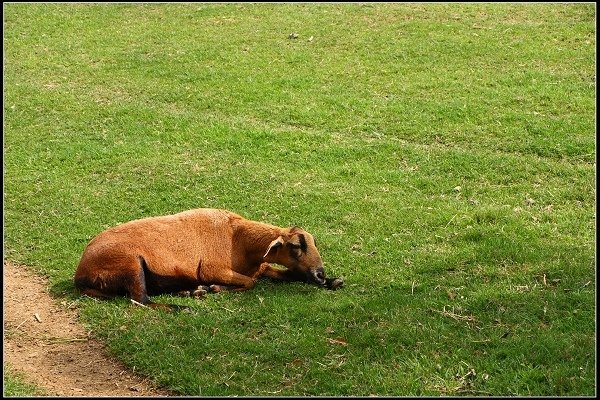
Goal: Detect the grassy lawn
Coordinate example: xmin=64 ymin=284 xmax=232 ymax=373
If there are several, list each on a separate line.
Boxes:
xmin=3 ymin=3 xmax=595 ymax=396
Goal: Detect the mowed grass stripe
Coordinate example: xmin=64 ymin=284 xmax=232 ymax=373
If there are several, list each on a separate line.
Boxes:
xmin=4 ymin=4 xmax=594 ymax=161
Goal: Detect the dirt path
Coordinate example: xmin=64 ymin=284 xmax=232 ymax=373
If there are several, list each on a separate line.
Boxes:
xmin=3 ymin=261 xmax=175 ymax=396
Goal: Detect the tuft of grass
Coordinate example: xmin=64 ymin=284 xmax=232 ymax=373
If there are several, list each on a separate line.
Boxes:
xmin=3 ymin=364 xmax=46 ymax=397
xmin=4 ymin=3 xmax=595 ymax=396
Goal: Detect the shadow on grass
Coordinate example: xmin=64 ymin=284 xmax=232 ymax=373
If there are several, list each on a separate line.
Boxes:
xmin=49 ymin=277 xmax=79 ymax=299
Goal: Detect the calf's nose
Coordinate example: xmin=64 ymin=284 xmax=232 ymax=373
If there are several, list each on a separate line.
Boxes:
xmin=312 ymin=266 xmax=326 ymax=284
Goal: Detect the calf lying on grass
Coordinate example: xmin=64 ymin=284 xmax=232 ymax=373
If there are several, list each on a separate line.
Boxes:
xmin=74 ymin=208 xmax=343 ymax=311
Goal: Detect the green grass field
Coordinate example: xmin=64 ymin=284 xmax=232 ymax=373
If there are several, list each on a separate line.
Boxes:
xmin=3 ymin=3 xmax=596 ymax=396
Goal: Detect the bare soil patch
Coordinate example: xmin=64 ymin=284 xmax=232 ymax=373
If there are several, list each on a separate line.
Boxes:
xmin=3 ymin=261 xmax=174 ymax=396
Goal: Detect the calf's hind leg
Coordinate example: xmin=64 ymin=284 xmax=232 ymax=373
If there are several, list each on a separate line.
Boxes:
xmin=75 ymin=256 xmax=189 ymax=312
xmin=74 ymin=256 xmax=147 ymax=302
xmin=136 ymin=256 xmax=191 ymax=311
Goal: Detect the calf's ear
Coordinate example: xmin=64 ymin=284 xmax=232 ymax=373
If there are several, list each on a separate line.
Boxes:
xmin=289 ymin=234 xmax=307 ymax=253
xmin=264 ymin=236 xmax=285 ymax=258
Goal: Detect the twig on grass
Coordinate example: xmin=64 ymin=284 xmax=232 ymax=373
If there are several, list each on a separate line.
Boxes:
xmin=82 ymin=294 xmax=99 ymax=302
xmin=445 ymin=214 xmax=458 ymax=227
xmin=431 ymin=306 xmax=477 ymax=322
xmin=130 ymin=299 xmax=150 ymax=308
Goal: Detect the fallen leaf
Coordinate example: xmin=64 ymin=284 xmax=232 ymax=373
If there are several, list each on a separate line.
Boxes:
xmin=327 ymin=337 xmax=348 ymax=346
xmin=525 ymin=196 xmax=535 ymax=206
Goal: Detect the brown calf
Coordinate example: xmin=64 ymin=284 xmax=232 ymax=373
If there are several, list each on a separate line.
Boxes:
xmin=74 ymin=208 xmax=342 ymax=311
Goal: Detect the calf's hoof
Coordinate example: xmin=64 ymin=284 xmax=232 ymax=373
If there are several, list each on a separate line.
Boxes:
xmin=325 ymin=277 xmax=344 ymax=290
xmin=209 ymin=284 xmax=222 ymax=293
xmin=192 ymin=288 xmax=207 ymax=298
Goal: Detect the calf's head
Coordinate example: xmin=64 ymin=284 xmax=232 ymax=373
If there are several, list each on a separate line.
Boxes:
xmin=263 ymin=227 xmax=326 ymax=285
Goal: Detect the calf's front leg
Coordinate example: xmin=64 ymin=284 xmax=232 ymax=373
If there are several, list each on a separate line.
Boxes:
xmin=201 ymin=264 xmax=265 ymax=293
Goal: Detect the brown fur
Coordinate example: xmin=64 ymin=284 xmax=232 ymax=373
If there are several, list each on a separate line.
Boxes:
xmin=74 ymin=208 xmax=328 ymax=310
